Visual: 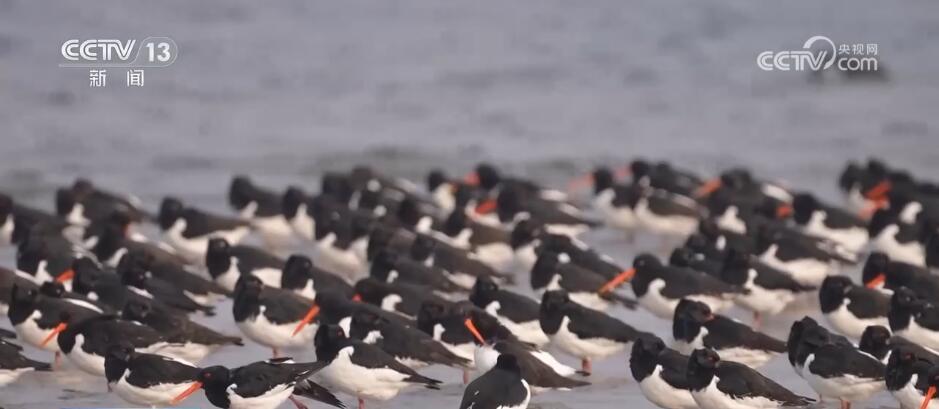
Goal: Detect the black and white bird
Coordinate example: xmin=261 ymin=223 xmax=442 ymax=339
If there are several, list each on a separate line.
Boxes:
xmin=786 ymin=316 xmax=853 ymax=378
xmin=104 ymin=341 xmax=201 ymax=407
xmin=170 ymin=357 xmax=344 ymax=409
xmin=408 ymin=234 xmax=512 ymax=289
xmin=118 ymin=253 xmax=216 ymax=316
xmin=369 ymin=249 xmax=464 ymax=294
xmin=819 ymin=275 xmax=890 ymax=340
xmin=469 ymin=276 xmax=549 ymax=346
xmin=539 ymin=290 xmax=652 ymax=376
xmin=0 ymin=338 xmax=50 ymax=387
xmin=460 ymin=354 xmax=531 ymax=409
xmin=889 ymin=287 xmax=939 ymax=351
xmin=7 ymin=283 xmax=101 ymax=357
xmin=584 ymin=167 xmax=639 ymax=232
xmin=121 ymin=299 xmax=243 ymax=363
xmin=884 ymin=346 xmax=939 ymax=409
xmin=56 ymin=178 xmax=149 ymax=226
xmin=628 ymin=336 xmax=696 ymax=409
xmin=862 ymin=252 xmax=939 ymax=301
xmin=751 ymin=224 xmax=851 ymax=286
xmin=686 ymin=348 xmax=814 ymax=409
xmin=530 ymin=251 xmax=636 ymax=312
xmin=232 ymin=275 xmax=317 ymax=357
xmin=205 ymin=238 xmax=285 ymax=292
xmin=314 ymin=324 xmax=441 ymax=409
xmin=914 ymin=364 xmax=939 ymax=409
xmin=352 ymin=277 xmax=446 ymax=319
xmin=157 ymin=197 xmax=251 ymax=263
xmin=228 ymin=176 xmax=295 ymax=250
xmin=796 ymin=324 xmax=885 ymax=409
xmin=435 ymin=209 xmax=515 ymax=273
xmin=791 ymin=193 xmax=868 ymax=252
xmin=867 ymin=208 xmax=926 ymax=266
xmin=598 ymin=253 xmax=741 ymax=319
xmin=348 ymin=309 xmax=470 ymax=369
xmin=672 ymin=299 xmax=786 ymax=368
xmin=858 ymin=325 xmax=939 ymax=364
xmin=280 ymin=254 xmax=353 ymax=301
xmin=718 ymin=250 xmax=815 ymax=327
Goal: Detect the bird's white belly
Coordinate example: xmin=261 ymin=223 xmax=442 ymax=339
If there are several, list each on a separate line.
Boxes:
xmin=692 ymin=377 xmax=780 ymax=409
xmin=15 ymin=311 xmax=60 ymax=352
xmin=228 ymin=383 xmax=294 ymax=409
xmin=897 ymin=319 xmax=939 ymax=351
xmin=550 ymin=317 xmax=625 ymax=359
xmin=237 ymin=310 xmax=314 ymax=349
xmin=758 ymin=245 xmax=831 ymax=286
xmin=803 ymin=354 xmax=884 ymax=401
xmin=824 ymin=303 xmax=888 ymax=340
xmin=113 ymin=377 xmax=196 ymax=407
xmin=66 ymin=335 xmax=106 ymax=376
xmin=735 ymin=283 xmax=794 ymax=315
xmin=251 ymin=215 xmax=294 ymax=250
xmin=639 ymin=365 xmax=697 ymax=409
xmin=473 ymin=243 xmax=515 ymax=272
xmin=316 ymin=348 xmax=411 ymax=401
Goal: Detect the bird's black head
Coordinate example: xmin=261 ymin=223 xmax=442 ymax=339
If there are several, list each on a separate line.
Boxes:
xmin=349 ymin=309 xmax=388 ymax=340
xmin=71 ymin=257 xmax=101 ymax=295
xmin=495 ymin=353 xmax=522 ymax=375
xmin=838 ymin=162 xmax=861 ymax=192
xmin=228 ymin=176 xmax=255 ymax=210
xmin=196 ymin=365 xmax=233 ymax=408
xmin=121 ymin=299 xmax=153 ymax=322
xmin=39 ymin=281 xmax=65 ymax=298
xmin=55 ymin=188 xmax=79 ymax=218
xmin=890 ymin=287 xmax=923 ymax=311
xmin=0 ymin=193 xmax=12 ymax=220
xmin=427 ymin=169 xmax=447 ymax=192
xmin=353 ymin=278 xmax=390 ymax=305
xmin=369 ymin=250 xmax=398 ymax=282
xmin=861 ymin=252 xmax=891 ymax=289
xmin=629 ymin=160 xmax=650 ymax=181
xmin=469 ymin=276 xmax=500 ymax=307
xmin=925 ymin=365 xmax=939 ymax=390
xmin=675 ymin=299 xmax=714 ymax=324
xmin=410 ymin=234 xmax=437 ymax=262
xmin=719 ymin=249 xmax=750 ymax=286
xmin=800 ymin=325 xmax=831 ymax=349
xmin=104 ymin=340 xmax=135 ymax=383
xmin=629 ymin=336 xmax=667 ymax=381
xmin=118 ymin=255 xmax=149 ymax=289
xmin=8 ymin=284 xmax=40 ymax=325
xmin=90 ymin=222 xmax=125 ymax=262
xmin=867 ymin=208 xmax=896 ymax=238
xmin=687 ymin=348 xmax=720 ymax=391
xmin=530 ymin=251 xmax=560 ymax=290
xmin=456 ymin=302 xmax=512 ymax=345
xmin=416 ymin=300 xmax=450 ymax=335
xmin=15 ymin=237 xmax=47 ymax=275
xmin=281 ymin=255 xmax=313 ymax=290
xmin=667 ymin=247 xmax=695 ymax=268
xmin=787 ymin=316 xmax=817 ymax=365
xmin=321 ymin=173 xmax=354 ymax=204
xmin=442 ymin=209 xmax=468 ymax=237
xmin=592 ymin=167 xmax=615 ymax=194
xmin=818 ymin=276 xmax=854 ymax=313
xmin=281 ymin=186 xmax=308 ymax=219
xmin=204 ymin=238 xmax=232 ymax=277
xmin=495 ymin=187 xmax=523 ymax=221
xmin=632 ymin=253 xmax=661 ymax=271
xmin=157 ymin=197 xmax=184 ymax=230
xmin=314 ymin=324 xmax=349 ymax=360
xmin=474 ymin=163 xmax=501 ymax=191
xmin=233 ymin=275 xmax=264 ymax=304
xmin=395 ymin=198 xmax=422 ymax=228
xmin=539 ymin=290 xmax=570 ymax=334
xmin=858 ymin=325 xmax=891 ymax=360
xmin=366 ymin=225 xmax=395 ymax=261
xmin=791 ymin=193 xmax=819 ymax=225
xmin=509 ymin=219 xmax=539 ymax=250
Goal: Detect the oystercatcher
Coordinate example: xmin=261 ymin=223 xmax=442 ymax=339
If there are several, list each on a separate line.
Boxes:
xmin=484 ymin=186 xmax=596 ymax=237
xmin=531 ymin=251 xmax=636 ymax=311
xmin=797 ymin=324 xmax=885 ymax=409
xmin=460 ymin=354 xmax=530 ymax=409
xmin=857 ymin=325 xmax=939 ymax=364
xmin=352 ymin=277 xmax=446 ymax=319
xmin=786 ymin=316 xmax=853 ymax=378
xmin=281 ymin=254 xmax=353 ymax=300
xmin=597 ymin=253 xmax=741 ymax=319
xmin=0 ymin=338 xmax=50 ymax=387
xmin=867 ymin=208 xmax=926 ymax=266
xmin=820 ymin=276 xmax=890 ymax=340
xmin=539 ymin=290 xmax=652 ymax=376
xmin=719 ymin=249 xmax=815 ymax=327
xmin=470 ymin=276 xmax=549 ymax=346
xmin=409 ymin=234 xmax=511 ymax=289
xmin=686 ymin=348 xmax=814 ymax=409
xmin=862 ymin=252 xmax=939 ymax=301
xmin=672 ymin=299 xmax=786 ymax=368
xmin=629 ymin=336 xmax=696 ymax=409
xmin=435 ymin=209 xmax=514 ymax=273
xmin=232 ymin=275 xmax=317 ymax=357
xmin=314 ymin=324 xmax=441 ymax=409
xmin=791 ymin=193 xmax=868 ymax=252
xmin=312 ymin=212 xmax=370 ymax=280
xmin=465 ymin=163 xmax=567 ymax=203
xmin=171 ymin=357 xmax=344 ymax=409
xmin=104 ymin=341 xmax=201 ymax=407
xmin=627 ymin=159 xmax=704 ymax=198
xmin=157 ymin=197 xmax=251 ymax=263
xmin=889 ymin=287 xmax=939 ymax=351
xmin=121 ymin=299 xmax=242 ymax=363
xmin=586 ymin=167 xmax=639 ymax=231
xmin=369 ymin=249 xmax=464 ymax=294
xmin=472 ymin=338 xmax=588 ymax=392
xmin=7 ymin=283 xmax=101 ymax=358
xmin=751 ymin=224 xmax=849 ymax=286
xmin=59 ymin=178 xmax=149 ymax=225
xmin=206 ymin=238 xmax=285 ymax=292
xmin=118 ymin=252 xmax=216 ymax=315
xmin=281 ymin=186 xmax=318 ymax=241
xmin=885 ymin=346 xmax=939 ymax=409
xmin=228 ymin=176 xmax=294 ymax=249
xmin=348 ymin=309 xmax=470 ymax=369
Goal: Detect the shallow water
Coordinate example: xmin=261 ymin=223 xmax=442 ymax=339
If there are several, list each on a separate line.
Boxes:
xmin=2 ymin=0 xmax=939 ymax=408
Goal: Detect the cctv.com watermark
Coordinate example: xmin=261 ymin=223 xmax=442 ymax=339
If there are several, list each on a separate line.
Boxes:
xmin=757 ymin=35 xmax=879 ymax=72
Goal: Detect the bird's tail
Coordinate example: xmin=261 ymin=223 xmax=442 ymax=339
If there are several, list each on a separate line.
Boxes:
xmin=294 ymin=380 xmax=346 ymax=409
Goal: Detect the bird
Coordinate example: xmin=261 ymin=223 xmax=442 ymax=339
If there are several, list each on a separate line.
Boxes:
xmin=672 ymin=299 xmax=786 ymax=368
xmin=347 ymin=309 xmax=470 ymax=369
xmin=205 ymin=238 xmax=285 ymax=292
xmin=598 ymin=253 xmax=741 ymax=319
xmin=786 ymin=316 xmax=853 ymax=378
xmin=584 ymin=167 xmax=639 ymax=232
xmin=434 ymin=208 xmax=515 ymax=273
xmin=884 ymin=345 xmax=939 ymax=409
xmin=459 ymin=354 xmax=531 ymax=409
xmin=352 ymin=277 xmax=446 ymax=319
xmin=718 ymin=249 xmax=815 ymax=327
xmin=628 ymin=336 xmax=696 ymax=409
xmin=117 ymin=252 xmax=216 ymax=315
xmin=819 ymin=275 xmax=890 ymax=339
xmin=228 ymin=176 xmax=295 ymax=250
xmin=790 ymin=193 xmax=868 ymax=252
xmin=369 ymin=249 xmax=464 ymax=294
xmin=0 ymin=338 xmax=50 ymax=387
xmin=56 ymin=178 xmax=150 ymax=226
xmin=157 ymin=197 xmax=251 ymax=263
xmin=862 ymin=251 xmax=939 ymax=301
xmin=751 ymin=224 xmax=852 ymax=286
xmin=858 ymin=325 xmax=939 ymax=364
xmin=796 ymin=324 xmax=885 ymax=409
xmin=407 ymin=233 xmax=512 ymax=289
xmin=7 ymin=283 xmax=101 ymax=362
xmin=686 ymin=348 xmax=814 ymax=409
xmin=232 ymin=275 xmax=317 ymax=357
xmin=314 ymin=324 xmax=441 ymax=409
xmin=104 ymin=341 xmax=201 ymax=407
xmin=539 ymin=290 xmax=652 ymax=376
xmin=469 ymin=276 xmax=549 ymax=346
xmin=121 ymin=299 xmax=243 ymax=363
xmin=280 ymin=254 xmax=354 ymax=301
xmin=530 ymin=251 xmax=636 ymax=311
xmin=867 ymin=208 xmax=927 ymax=266
xmin=170 ymin=357 xmax=345 ymax=409
xmin=888 ymin=287 xmax=939 ymax=351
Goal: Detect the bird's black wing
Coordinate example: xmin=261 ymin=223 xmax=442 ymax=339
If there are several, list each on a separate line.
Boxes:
xmin=809 ymin=344 xmax=885 ymax=380
xmin=348 ymin=341 xmax=441 ymax=387
xmin=125 ymin=353 xmax=199 ymax=387
xmin=717 ymin=362 xmax=814 ymax=405
xmin=845 ymin=288 xmax=890 ymax=320
xmin=706 ymin=318 xmax=787 ymax=352
xmin=293 ymin=379 xmax=346 ymax=408
xmin=566 ymin=307 xmax=646 ymax=343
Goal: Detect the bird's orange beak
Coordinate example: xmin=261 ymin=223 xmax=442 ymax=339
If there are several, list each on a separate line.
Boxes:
xmin=464 ymin=318 xmax=486 ymax=345
xmin=920 ymin=385 xmax=936 ymax=409
xmin=55 ymin=269 xmax=75 ymax=283
xmin=291 ymin=304 xmax=320 ymax=336
xmin=694 ymin=179 xmax=722 ymax=198
xmin=40 ymin=322 xmax=67 ymax=347
xmin=351 ymin=294 xmax=362 ymax=302
xmin=865 ymin=180 xmax=892 ymax=200
xmin=866 ymin=273 xmax=887 ymax=289
xmin=475 ymin=199 xmax=497 ymax=215
xmin=775 ymin=204 xmax=793 ymax=219
xmin=171 ymin=381 xmax=204 ymax=405
xmin=598 ymin=268 xmax=635 ymax=295
xmin=464 ymin=172 xmax=480 ymax=186
xmin=566 ymin=174 xmax=594 ymax=192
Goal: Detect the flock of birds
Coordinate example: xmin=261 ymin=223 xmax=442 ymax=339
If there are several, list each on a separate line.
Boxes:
xmin=0 ymin=159 xmax=938 ymax=409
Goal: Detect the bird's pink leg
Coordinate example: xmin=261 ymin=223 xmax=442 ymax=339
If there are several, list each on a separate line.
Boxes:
xmin=581 ymin=358 xmax=592 ymax=376
xmin=54 ymin=352 xmax=61 ymax=370
xmin=358 ymin=398 xmax=365 ymax=409
xmin=288 ymin=396 xmax=309 ymax=409
xmin=752 ymin=312 xmax=762 ymax=330
xmin=463 ymin=370 xmax=470 ymax=384
xmin=272 ymin=348 xmax=280 ymax=358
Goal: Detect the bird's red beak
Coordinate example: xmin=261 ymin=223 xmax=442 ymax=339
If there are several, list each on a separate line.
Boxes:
xmin=694 ymin=179 xmax=722 ymax=198
xmin=775 ymin=204 xmax=793 ymax=219
xmin=464 ymin=172 xmax=480 ymax=186
xmin=55 ymin=269 xmax=75 ymax=283
xmin=40 ymin=322 xmax=67 ymax=347
xmin=171 ymin=381 xmax=204 ymax=405
xmin=866 ymin=274 xmax=887 ymax=289
xmin=920 ymin=385 xmax=936 ymax=409
xmin=865 ymin=180 xmax=892 ymax=200
xmin=475 ymin=199 xmax=497 ymax=215
xmin=292 ymin=304 xmax=320 ymax=336
xmin=598 ymin=268 xmax=635 ymax=295
xmin=464 ymin=318 xmax=486 ymax=345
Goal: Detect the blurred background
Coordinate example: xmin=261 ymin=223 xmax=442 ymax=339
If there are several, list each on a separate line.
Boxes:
xmin=1 ymin=1 xmax=938 ymax=408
